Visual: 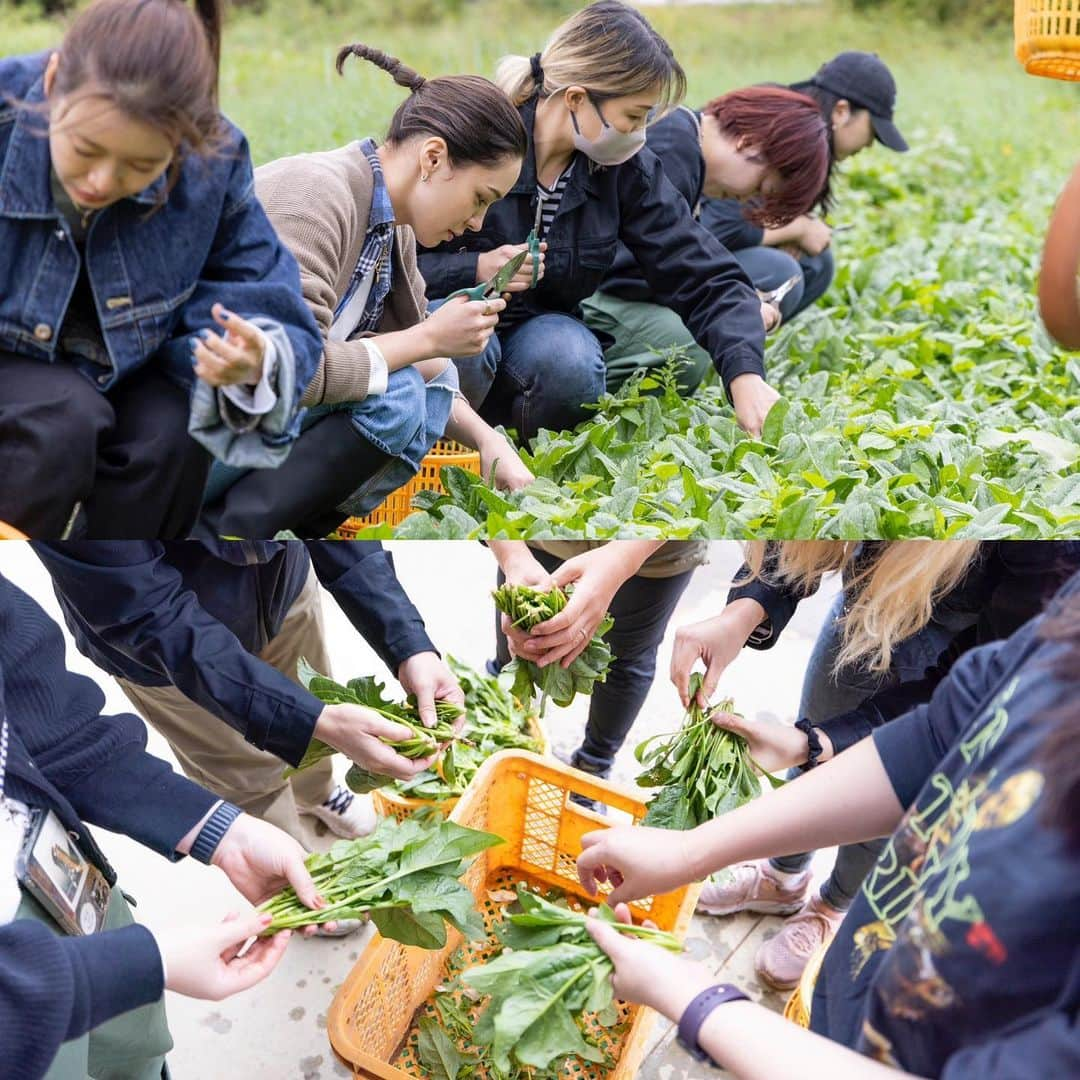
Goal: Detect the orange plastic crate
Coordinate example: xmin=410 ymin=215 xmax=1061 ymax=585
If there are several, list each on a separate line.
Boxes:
xmin=0 ymin=521 xmax=28 ymax=540
xmin=1015 ymin=0 xmax=1080 ymax=79
xmin=328 ymin=751 xmax=702 ymax=1080
xmin=371 ymin=713 xmax=550 ymax=822
xmin=334 ymin=440 xmax=481 ymax=536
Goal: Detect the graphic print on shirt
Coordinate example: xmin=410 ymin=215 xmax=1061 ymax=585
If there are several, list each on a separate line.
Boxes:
xmin=848 ymin=676 xmax=1044 ymax=1051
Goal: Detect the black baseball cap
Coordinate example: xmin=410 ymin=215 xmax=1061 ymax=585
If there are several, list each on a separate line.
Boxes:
xmin=793 ymin=51 xmax=908 ymax=153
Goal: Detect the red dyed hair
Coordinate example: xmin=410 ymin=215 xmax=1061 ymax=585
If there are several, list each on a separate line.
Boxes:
xmin=703 ymin=86 xmax=831 ymax=227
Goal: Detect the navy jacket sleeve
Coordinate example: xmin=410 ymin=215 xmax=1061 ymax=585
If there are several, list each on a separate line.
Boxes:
xmin=869 ymin=639 xmax=1013 ymax=810
xmin=415 ymin=246 xmax=482 ymax=299
xmin=1 ymin=574 xmax=217 ymax=857
xmin=305 ymin=542 xmax=436 ymax=671
xmin=698 ymin=197 xmax=766 ymax=252
xmin=33 ymin=542 xmax=323 ymax=768
xmin=0 ymin=920 xmax=164 ymax=1080
xmin=726 ymin=549 xmax=817 ymax=649
xmin=618 ymin=147 xmax=766 ymax=395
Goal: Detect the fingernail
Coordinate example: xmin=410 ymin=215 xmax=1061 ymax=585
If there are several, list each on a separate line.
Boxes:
xmin=219 ymin=310 xmax=231 ymax=320
xmin=260 ymin=913 xmax=273 ymax=924
xmin=198 ymin=328 xmax=211 ymax=340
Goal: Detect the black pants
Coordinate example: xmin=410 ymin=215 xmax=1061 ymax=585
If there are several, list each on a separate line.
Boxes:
xmin=197 ymin=410 xmax=394 ymax=539
xmin=0 ymin=352 xmax=209 ymax=538
xmin=495 ymin=548 xmax=695 ymax=775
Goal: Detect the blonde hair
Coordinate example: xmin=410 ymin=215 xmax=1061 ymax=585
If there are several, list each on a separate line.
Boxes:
xmin=744 ymin=541 xmax=983 ymax=675
xmin=495 ymin=0 xmax=686 ymax=111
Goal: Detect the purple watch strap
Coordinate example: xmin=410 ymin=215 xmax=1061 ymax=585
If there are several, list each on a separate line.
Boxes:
xmin=676 ymin=983 xmax=749 ymax=1062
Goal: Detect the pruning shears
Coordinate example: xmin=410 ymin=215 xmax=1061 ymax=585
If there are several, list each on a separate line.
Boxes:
xmin=447 ymin=248 xmax=529 ymax=302
xmin=757 ymin=272 xmax=802 ymax=307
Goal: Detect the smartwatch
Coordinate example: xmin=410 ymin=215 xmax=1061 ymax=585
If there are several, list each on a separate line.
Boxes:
xmin=190 ymin=801 xmax=243 ymax=865
xmin=676 ymin=983 xmax=749 ymax=1063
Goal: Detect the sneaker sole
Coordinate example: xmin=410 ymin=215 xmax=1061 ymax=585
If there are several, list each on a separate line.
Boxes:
xmin=754 ymin=964 xmax=802 ymax=992
xmin=696 ymin=895 xmax=808 ymax=918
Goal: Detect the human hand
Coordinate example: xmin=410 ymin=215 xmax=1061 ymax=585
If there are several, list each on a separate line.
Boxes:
xmin=425 ymin=295 xmax=505 ymax=356
xmin=192 ymin=303 xmax=267 ymax=387
xmin=157 ymin=910 xmax=291 ymax=1001
xmin=313 ymin=704 xmax=437 ymax=779
xmin=586 ymin=903 xmax=714 ymax=1018
xmin=708 ymin=709 xmax=811 ymax=774
xmin=760 ymin=300 xmax=781 ymax=333
xmin=669 ymin=601 xmax=763 ymax=709
xmin=577 ymin=825 xmax=702 ymax=906
xmin=397 ymin=651 xmax=466 ymax=732
xmin=509 ymin=548 xmax=628 ymax=669
xmin=479 ymin=435 xmax=534 ymax=492
xmin=798 ymin=217 xmax=832 ymax=257
xmin=730 ymin=373 xmax=781 ymax=439
xmin=476 ymin=242 xmax=546 ymax=294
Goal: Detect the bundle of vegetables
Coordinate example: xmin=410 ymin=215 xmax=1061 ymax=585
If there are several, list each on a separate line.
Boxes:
xmin=388 ymin=656 xmax=543 ymax=803
xmin=635 ymin=673 xmax=783 ymax=830
xmin=451 ymin=889 xmax=682 ymax=1075
xmin=284 ymin=658 xmax=464 ymax=793
xmin=491 ymin=584 xmax=614 ymax=715
xmin=258 ymin=814 xmax=502 ymax=946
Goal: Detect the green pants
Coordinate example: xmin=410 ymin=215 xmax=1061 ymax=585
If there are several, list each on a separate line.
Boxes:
xmin=17 ymin=886 xmax=172 ymax=1080
xmin=580 ymin=291 xmax=712 ymax=396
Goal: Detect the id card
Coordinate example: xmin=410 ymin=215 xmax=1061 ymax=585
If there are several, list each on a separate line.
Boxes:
xmin=16 ymin=809 xmax=110 ymax=935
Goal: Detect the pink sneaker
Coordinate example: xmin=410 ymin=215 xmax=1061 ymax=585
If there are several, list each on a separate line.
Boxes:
xmin=754 ymin=893 xmax=846 ymax=991
xmin=696 ymin=860 xmax=811 ymax=918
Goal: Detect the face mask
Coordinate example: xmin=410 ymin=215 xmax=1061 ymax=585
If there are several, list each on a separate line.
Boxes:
xmin=569 ymin=96 xmax=647 ymax=166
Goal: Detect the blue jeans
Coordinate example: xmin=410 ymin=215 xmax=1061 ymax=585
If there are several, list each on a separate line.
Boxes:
xmin=733 ymin=245 xmax=835 ymax=323
xmin=494 ymin=550 xmax=695 ymax=776
xmin=445 ymin=309 xmax=606 ymax=442
xmin=770 ymin=593 xmax=955 ymax=909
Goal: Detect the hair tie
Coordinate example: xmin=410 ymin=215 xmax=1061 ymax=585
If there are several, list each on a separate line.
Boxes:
xmin=530 ymin=53 xmax=544 ymax=85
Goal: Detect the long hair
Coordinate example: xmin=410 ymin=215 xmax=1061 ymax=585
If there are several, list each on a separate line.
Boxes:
xmin=495 ymin=0 xmax=686 ymax=113
xmin=743 ymin=541 xmax=983 ymax=675
xmin=337 ymin=45 xmax=526 ymax=167
xmin=703 ymin=86 xmax=831 ymax=226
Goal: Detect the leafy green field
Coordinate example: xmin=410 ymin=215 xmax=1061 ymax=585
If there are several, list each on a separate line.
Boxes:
xmin=3 ymin=0 xmax=1078 ymax=537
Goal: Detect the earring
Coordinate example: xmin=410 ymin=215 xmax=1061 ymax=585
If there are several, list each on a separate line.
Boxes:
xmin=421 ymin=173 xmax=429 ymax=182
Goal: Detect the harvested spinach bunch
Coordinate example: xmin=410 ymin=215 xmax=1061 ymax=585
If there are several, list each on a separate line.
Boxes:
xmin=492 ymin=584 xmax=614 ymax=715
xmin=389 ymin=656 xmax=543 ymax=803
xmin=258 ymin=814 xmax=501 ymax=946
xmin=460 ymin=889 xmax=681 ymax=1074
xmin=636 ymin=673 xmax=783 ymax=830
xmin=285 ymin=658 xmax=464 ymax=793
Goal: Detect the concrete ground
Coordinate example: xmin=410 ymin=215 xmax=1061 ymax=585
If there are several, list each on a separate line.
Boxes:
xmin=0 ymin=542 xmax=839 ymax=1080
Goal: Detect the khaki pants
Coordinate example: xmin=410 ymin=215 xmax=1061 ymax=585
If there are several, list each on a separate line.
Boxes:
xmin=118 ymin=570 xmax=334 ymax=849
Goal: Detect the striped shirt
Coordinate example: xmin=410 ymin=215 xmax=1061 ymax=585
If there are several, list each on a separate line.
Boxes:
xmin=535 ymin=161 xmax=574 ymax=241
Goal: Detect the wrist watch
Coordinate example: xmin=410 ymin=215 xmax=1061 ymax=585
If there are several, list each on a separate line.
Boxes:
xmin=190 ymin=801 xmax=243 ymax=865
xmin=676 ymin=983 xmax=749 ymax=1063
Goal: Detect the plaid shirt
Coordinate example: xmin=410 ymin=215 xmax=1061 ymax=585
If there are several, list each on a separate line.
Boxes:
xmin=334 ymin=138 xmax=395 ymax=336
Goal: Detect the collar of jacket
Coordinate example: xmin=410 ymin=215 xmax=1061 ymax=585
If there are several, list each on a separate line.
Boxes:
xmin=510 ymin=94 xmax=602 ymax=209
xmin=0 ymin=63 xmax=170 ymax=220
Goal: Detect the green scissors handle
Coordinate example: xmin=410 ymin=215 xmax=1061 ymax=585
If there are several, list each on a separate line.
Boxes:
xmin=527 ymin=227 xmax=542 ymax=288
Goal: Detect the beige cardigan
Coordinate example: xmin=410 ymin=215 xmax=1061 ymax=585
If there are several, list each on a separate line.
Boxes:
xmin=255 ymin=144 xmax=429 ymax=407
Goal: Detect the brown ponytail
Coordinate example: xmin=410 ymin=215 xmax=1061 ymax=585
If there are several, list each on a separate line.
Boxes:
xmin=50 ymin=0 xmax=225 ymax=157
xmin=337 ymin=42 xmax=526 ymax=169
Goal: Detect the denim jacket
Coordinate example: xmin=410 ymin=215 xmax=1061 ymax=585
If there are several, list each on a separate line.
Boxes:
xmin=0 ymin=52 xmax=323 ymax=467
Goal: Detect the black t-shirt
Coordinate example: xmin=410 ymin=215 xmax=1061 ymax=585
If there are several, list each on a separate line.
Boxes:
xmin=811 ymin=578 xmax=1080 ymax=1076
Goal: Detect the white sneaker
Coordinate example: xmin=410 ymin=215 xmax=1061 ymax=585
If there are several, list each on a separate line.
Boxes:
xmin=300 ymin=786 xmax=377 ymax=839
